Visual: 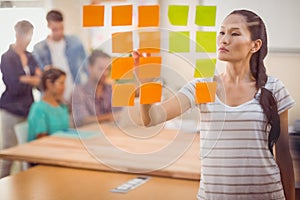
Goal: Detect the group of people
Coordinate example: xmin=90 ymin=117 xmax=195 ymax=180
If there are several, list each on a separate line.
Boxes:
xmin=0 ymin=10 xmax=115 ymax=178
xmin=0 ymin=7 xmax=296 ymax=199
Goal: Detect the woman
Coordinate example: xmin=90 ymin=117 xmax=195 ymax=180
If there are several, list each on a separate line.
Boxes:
xmin=27 ymin=67 xmax=69 ymax=141
xmin=133 ymin=10 xmax=295 ymax=199
xmin=0 ymin=20 xmax=41 ymax=178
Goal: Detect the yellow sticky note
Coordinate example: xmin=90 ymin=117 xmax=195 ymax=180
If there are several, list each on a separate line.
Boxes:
xmin=140 ymin=82 xmax=162 ymax=104
xmin=194 ymin=58 xmax=216 ymax=78
xmin=111 ymin=57 xmax=134 ymax=80
xmin=138 ymin=57 xmax=161 ymax=79
xmin=112 ymin=84 xmax=136 ymax=107
xmin=195 ymin=6 xmax=216 ymax=26
xmin=112 ymin=5 xmax=133 ymax=26
xmin=196 ymin=31 xmax=216 ymax=52
xmin=82 ymin=5 xmax=104 ymax=27
xmin=169 ymin=31 xmax=190 ymax=52
xmin=168 ymin=5 xmax=189 ymax=26
xmin=112 ymin=31 xmax=133 ymax=53
xmin=138 ymin=31 xmax=160 ymax=53
xmin=138 ymin=5 xmax=160 ymax=27
xmin=195 ymin=82 xmax=217 ymax=104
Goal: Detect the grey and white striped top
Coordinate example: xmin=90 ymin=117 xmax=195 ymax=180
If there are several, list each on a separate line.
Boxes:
xmin=179 ymin=76 xmax=295 ymax=200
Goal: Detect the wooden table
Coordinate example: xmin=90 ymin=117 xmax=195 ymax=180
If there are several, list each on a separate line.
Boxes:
xmin=0 ymin=165 xmax=199 ymax=200
xmin=0 ymin=123 xmax=201 ymax=180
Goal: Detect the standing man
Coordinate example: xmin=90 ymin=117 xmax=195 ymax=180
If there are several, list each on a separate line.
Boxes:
xmin=33 ymin=10 xmax=87 ymax=103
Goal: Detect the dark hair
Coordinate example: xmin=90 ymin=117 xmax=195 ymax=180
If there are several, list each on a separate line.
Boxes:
xmin=46 ymin=10 xmax=63 ymax=22
xmin=229 ymin=10 xmax=280 ymax=155
xmin=41 ymin=67 xmax=66 ymax=90
xmin=14 ymin=20 xmax=33 ymax=36
xmin=88 ymin=49 xmax=111 ymax=66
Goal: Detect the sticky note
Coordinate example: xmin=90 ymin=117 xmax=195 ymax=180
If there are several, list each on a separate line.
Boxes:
xmin=138 ymin=31 xmax=160 ymax=53
xmin=195 ymin=82 xmax=217 ymax=104
xmin=196 ymin=31 xmax=216 ymax=52
xmin=194 ymin=58 xmax=216 ymax=78
xmin=137 ymin=57 xmax=161 ymax=78
xmin=112 ymin=31 xmax=133 ymax=53
xmin=195 ymin=6 xmax=216 ymax=26
xmin=138 ymin=5 xmax=160 ymax=27
xmin=111 ymin=57 xmax=134 ymax=80
xmin=140 ymin=82 xmax=162 ymax=104
xmin=112 ymin=5 xmax=133 ymax=26
xmin=168 ymin=5 xmax=189 ymax=26
xmin=82 ymin=5 xmax=104 ymax=27
xmin=169 ymin=31 xmax=190 ymax=52
xmin=112 ymin=84 xmax=136 ymax=107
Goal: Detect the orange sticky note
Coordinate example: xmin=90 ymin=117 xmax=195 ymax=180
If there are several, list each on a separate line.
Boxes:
xmin=112 ymin=5 xmax=133 ymax=26
xmin=82 ymin=5 xmax=104 ymax=27
xmin=138 ymin=57 xmax=161 ymax=79
xmin=195 ymin=82 xmax=217 ymax=104
xmin=140 ymin=82 xmax=162 ymax=104
xmin=112 ymin=31 xmax=133 ymax=53
xmin=138 ymin=31 xmax=161 ymax=53
xmin=138 ymin=5 xmax=160 ymax=27
xmin=111 ymin=57 xmax=134 ymax=80
xmin=112 ymin=84 xmax=136 ymax=107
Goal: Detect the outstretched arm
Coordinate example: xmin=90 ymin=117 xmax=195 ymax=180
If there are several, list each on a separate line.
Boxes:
xmin=132 ymin=51 xmax=191 ymax=127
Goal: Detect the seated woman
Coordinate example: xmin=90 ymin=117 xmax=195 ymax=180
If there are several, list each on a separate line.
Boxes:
xmin=27 ymin=67 xmax=69 ymax=141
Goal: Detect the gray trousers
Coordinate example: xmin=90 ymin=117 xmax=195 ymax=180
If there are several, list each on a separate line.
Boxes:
xmin=0 ymin=109 xmax=26 ymax=178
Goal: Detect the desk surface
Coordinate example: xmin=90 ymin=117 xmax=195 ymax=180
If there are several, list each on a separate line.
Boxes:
xmin=0 ymin=165 xmax=199 ymax=200
xmin=0 ymin=123 xmax=201 ymax=180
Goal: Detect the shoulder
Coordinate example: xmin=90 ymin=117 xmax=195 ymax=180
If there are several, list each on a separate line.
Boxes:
xmin=34 ymin=39 xmax=47 ymax=49
xmin=65 ymin=35 xmax=82 ymax=44
xmin=265 ymin=76 xmax=285 ymax=91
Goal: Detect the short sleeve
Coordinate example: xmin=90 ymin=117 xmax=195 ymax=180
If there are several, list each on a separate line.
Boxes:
xmin=272 ymin=78 xmax=295 ymax=114
xmin=178 ymin=78 xmax=213 ymax=108
xmin=178 ymin=79 xmax=197 ymax=108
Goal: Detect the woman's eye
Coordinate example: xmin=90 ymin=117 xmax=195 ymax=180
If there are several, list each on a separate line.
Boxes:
xmin=232 ymin=32 xmax=240 ymax=36
xmin=219 ymin=31 xmax=225 ymax=35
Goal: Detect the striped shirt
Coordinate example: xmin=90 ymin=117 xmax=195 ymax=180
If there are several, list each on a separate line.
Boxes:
xmin=179 ymin=76 xmax=295 ymax=200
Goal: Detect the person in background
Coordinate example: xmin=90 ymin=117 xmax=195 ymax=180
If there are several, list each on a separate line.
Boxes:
xmin=27 ymin=67 xmax=69 ymax=141
xmin=72 ymin=50 xmax=118 ymax=127
xmin=33 ymin=9 xmax=87 ymax=103
xmin=0 ymin=20 xmax=41 ymax=178
xmin=133 ymin=10 xmax=295 ymax=200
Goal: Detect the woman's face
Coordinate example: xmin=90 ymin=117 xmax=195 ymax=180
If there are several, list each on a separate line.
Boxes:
xmin=48 ymin=75 xmax=66 ymax=100
xmin=217 ymin=14 xmax=255 ymax=63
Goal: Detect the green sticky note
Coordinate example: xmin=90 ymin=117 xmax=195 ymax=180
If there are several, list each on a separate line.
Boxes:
xmin=168 ymin=5 xmax=189 ymax=26
xmin=195 ymin=6 xmax=216 ymax=26
xmin=196 ymin=31 xmax=216 ymax=52
xmin=169 ymin=31 xmax=190 ymax=52
xmin=194 ymin=58 xmax=216 ymax=78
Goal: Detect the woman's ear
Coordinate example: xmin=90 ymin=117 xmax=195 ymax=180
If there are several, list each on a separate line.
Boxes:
xmin=251 ymin=39 xmax=262 ymax=53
